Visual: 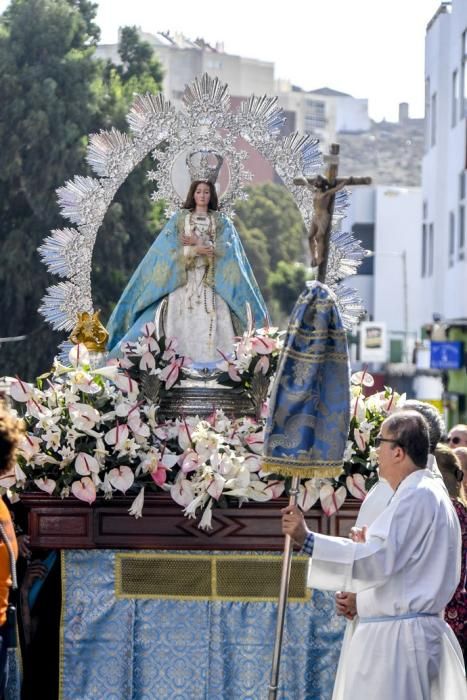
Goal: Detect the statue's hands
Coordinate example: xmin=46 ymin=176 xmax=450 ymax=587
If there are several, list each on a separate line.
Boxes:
xmin=195 ymin=244 xmax=215 ymax=258
xmin=182 ymin=233 xmax=199 ymax=246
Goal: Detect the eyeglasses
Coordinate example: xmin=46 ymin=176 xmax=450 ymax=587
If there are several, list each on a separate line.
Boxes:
xmin=374 ymin=436 xmax=402 ymax=448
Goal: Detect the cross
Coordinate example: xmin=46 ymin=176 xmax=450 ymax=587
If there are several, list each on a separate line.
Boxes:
xmin=294 ymin=143 xmax=372 ymax=282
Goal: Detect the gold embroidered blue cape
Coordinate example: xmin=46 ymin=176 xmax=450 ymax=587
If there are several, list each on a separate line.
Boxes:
xmin=106 ymin=210 xmax=269 ymax=354
xmin=262 ymin=282 xmax=350 ymax=478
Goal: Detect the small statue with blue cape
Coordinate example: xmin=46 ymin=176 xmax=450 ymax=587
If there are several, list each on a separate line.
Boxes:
xmin=106 ymin=179 xmax=269 ymax=367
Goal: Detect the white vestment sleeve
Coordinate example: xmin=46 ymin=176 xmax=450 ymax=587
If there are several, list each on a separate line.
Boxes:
xmin=308 ymin=487 xmax=443 ymax=593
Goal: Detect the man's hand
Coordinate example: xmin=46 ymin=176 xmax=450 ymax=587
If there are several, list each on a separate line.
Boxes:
xmin=335 ymin=591 xmax=357 ymax=620
xmin=349 ymin=525 xmax=367 ymax=543
xmin=21 ymin=560 xmax=48 ymax=593
xmin=17 ymin=534 xmax=31 ymax=559
xmin=281 ymin=505 xmax=309 ymax=547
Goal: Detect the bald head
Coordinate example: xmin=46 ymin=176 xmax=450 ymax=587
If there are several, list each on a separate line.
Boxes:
xmin=447 ymin=424 xmax=467 ymax=448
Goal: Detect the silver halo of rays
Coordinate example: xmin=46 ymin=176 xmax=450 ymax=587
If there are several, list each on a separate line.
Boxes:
xmin=38 ymin=73 xmax=366 ymax=360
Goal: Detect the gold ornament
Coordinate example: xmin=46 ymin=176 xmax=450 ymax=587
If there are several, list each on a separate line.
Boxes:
xmin=69 ymin=311 xmax=109 ymax=353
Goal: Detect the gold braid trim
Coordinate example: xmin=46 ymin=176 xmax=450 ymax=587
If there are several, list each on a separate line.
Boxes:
xmin=261 ymin=459 xmax=343 ymax=479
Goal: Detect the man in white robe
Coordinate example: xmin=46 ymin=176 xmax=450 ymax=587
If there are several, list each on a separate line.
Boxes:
xmin=282 ymin=411 xmax=466 ymax=700
xmin=334 ymin=399 xmax=447 ymax=688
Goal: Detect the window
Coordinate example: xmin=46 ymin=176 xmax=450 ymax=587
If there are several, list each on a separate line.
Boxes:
xmin=421 ymin=223 xmax=427 ymax=277
xmin=424 ymin=78 xmax=431 ymax=151
xmin=449 ymin=211 xmax=455 ymax=267
xmin=304 ymin=100 xmax=326 ymax=132
xmin=460 ymin=204 xmax=465 ymax=260
xmin=461 ymin=31 xmax=467 ymax=118
xmin=459 ymin=170 xmax=466 ymax=261
xmin=428 ymin=223 xmax=434 ymax=276
xmin=431 ymin=93 xmax=437 ymax=146
xmin=452 ymin=70 xmax=459 ymax=127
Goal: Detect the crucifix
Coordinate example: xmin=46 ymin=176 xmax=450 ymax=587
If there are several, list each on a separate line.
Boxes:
xmin=267 ymin=143 xmax=371 ymax=700
xmin=294 ymin=143 xmax=371 ymax=283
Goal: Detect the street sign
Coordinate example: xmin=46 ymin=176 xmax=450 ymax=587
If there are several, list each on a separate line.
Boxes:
xmin=430 ymin=341 xmax=464 ymax=370
xmin=359 ymin=322 xmax=387 ymax=363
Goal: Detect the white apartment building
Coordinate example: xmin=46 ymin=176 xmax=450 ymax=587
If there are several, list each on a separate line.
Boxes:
xmin=345 ymin=186 xmax=423 ymax=364
xmin=96 ymin=30 xmax=370 ymax=151
xmin=276 ymin=84 xmax=370 ymax=147
xmin=95 ymin=31 xmax=275 ymax=104
xmin=422 ymin=1 xmax=467 ymax=323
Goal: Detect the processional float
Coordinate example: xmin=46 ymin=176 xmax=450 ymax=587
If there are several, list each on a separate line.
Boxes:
xmin=36 ymin=74 xmax=371 ymax=697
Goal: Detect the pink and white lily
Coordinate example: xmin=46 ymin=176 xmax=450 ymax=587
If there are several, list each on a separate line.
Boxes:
xmin=71 ymin=477 xmax=96 ymax=504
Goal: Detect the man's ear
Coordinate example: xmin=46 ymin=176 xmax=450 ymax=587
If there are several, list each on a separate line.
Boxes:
xmin=393 ymin=444 xmax=405 ymax=462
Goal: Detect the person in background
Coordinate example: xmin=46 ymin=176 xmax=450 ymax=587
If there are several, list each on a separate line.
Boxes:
xmin=435 ymin=443 xmax=467 ymax=668
xmin=454 ymin=446 xmax=467 ymax=491
xmin=0 ymin=402 xmax=21 ymax=697
xmin=447 ymin=424 xmax=467 ymax=448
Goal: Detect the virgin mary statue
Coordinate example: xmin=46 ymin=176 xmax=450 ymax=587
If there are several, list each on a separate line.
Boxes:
xmin=106 ymin=166 xmax=269 ymax=367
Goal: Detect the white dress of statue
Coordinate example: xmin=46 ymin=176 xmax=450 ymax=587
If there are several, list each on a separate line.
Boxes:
xmin=165 ymin=206 xmax=235 ymax=365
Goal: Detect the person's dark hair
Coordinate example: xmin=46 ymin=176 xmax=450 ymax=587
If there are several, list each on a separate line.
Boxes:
xmin=400 ymin=400 xmax=445 ymax=454
xmin=0 ymin=401 xmax=24 ymax=476
xmin=384 ymin=410 xmax=429 ymax=468
xmin=183 ymin=180 xmax=218 ymax=210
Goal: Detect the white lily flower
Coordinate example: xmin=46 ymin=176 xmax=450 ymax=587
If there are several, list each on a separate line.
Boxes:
xmin=58 ymin=445 xmax=76 ymax=466
xmin=42 ymin=428 xmax=62 ymax=451
xmin=199 ymin=500 xmax=213 ymax=530
xmin=116 ymin=437 xmax=139 ymax=460
xmin=101 ymin=473 xmax=113 ymax=499
xmin=33 ymin=453 xmax=61 ymax=466
xmin=128 ymin=488 xmax=145 ymax=519
xmin=89 ymin=365 xmax=120 ymax=380
xmin=184 ymin=493 xmax=208 ymax=518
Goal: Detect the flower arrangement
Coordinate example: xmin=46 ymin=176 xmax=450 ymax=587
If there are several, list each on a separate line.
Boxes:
xmin=216 ymin=322 xmax=285 ymax=418
xmin=4 ymin=325 xmax=405 ymax=528
xmin=4 ymin=331 xmax=280 ymax=528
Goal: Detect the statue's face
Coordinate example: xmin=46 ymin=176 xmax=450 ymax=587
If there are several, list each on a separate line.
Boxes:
xmin=194 ymin=183 xmax=211 ymax=208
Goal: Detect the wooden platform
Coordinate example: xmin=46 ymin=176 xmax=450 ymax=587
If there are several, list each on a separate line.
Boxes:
xmin=20 ymin=492 xmax=361 ymax=550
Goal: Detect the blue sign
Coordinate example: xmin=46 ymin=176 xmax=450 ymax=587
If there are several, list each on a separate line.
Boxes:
xmin=430 ymin=341 xmax=464 ymax=370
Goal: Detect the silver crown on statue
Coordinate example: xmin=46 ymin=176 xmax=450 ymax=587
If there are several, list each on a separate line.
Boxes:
xmin=186 ymin=149 xmax=223 ymax=184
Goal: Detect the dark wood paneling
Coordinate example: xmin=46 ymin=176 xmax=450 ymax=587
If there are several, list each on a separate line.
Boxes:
xmin=20 ymin=493 xmax=361 ymax=551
